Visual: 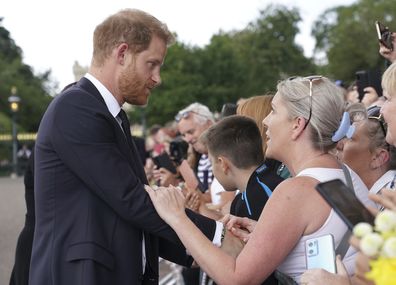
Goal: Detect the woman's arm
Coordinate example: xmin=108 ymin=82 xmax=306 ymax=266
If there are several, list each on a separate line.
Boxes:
xmin=146 ymin=177 xmax=321 ymax=284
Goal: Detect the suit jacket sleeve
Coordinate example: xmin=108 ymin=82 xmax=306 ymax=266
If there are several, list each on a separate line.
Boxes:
xmin=49 ymin=88 xmax=215 ymax=244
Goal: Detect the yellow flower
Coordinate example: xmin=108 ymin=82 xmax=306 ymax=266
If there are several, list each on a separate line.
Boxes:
xmin=366 ymin=257 xmax=396 ymax=285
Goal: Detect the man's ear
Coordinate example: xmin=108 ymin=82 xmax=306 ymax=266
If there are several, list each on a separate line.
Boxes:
xmin=370 ymin=148 xmax=390 ymax=169
xmin=116 ymin=43 xmax=129 ymax=65
xmin=291 ymin=117 xmax=307 ymax=140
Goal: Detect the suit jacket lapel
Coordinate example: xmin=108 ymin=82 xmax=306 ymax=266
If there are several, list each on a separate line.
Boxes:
xmin=76 ymin=77 xmax=147 ymax=183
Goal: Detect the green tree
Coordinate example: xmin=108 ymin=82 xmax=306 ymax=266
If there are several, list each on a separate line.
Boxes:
xmin=235 ymin=5 xmax=316 ymax=95
xmin=138 ymin=4 xmax=315 ymax=127
xmin=312 ymin=0 xmax=396 ymax=82
xmin=0 ymin=18 xmax=53 ymax=133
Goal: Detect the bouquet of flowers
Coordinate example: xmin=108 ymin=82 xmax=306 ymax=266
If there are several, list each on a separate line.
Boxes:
xmin=353 ymin=209 xmax=396 ymax=285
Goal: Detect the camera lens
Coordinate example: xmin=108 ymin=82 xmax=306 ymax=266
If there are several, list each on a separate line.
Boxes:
xmin=308 ymin=242 xmax=313 ymax=247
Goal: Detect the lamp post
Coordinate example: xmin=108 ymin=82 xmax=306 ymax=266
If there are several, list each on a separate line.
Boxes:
xmin=8 ymin=86 xmax=20 ymax=178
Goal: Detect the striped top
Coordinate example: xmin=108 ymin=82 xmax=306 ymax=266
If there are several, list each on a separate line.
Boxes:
xmin=197 ymin=154 xmax=213 ymax=191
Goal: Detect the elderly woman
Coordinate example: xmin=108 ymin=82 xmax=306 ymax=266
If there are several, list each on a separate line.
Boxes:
xmin=146 ymin=76 xmax=375 ymax=284
xmin=336 ymin=104 xmax=396 ymax=199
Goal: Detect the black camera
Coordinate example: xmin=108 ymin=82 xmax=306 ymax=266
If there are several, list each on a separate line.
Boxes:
xmin=169 ymin=137 xmax=189 ymax=165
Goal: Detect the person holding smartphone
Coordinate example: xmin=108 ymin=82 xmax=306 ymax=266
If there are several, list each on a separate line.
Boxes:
xmin=300 ymin=59 xmax=396 ymax=285
xmin=145 ymin=76 xmax=377 ymax=284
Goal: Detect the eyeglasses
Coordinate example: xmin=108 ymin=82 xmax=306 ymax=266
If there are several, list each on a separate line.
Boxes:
xmin=175 ymin=110 xmax=209 ymax=122
xmin=289 ymin=75 xmax=323 ymax=130
xmin=367 ymin=105 xmax=387 ymax=138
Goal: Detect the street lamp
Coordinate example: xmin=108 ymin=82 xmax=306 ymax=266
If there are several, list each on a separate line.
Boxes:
xmin=8 ymin=86 xmax=20 ymax=178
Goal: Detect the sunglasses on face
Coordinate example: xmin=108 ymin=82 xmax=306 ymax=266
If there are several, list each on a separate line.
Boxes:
xmin=175 ymin=110 xmax=208 ymax=122
xmin=288 ymin=75 xmax=324 ymax=130
xmin=367 ymin=105 xmax=387 ymax=138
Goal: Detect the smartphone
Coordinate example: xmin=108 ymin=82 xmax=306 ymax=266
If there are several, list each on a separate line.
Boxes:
xmin=376 ymin=21 xmax=393 ymax=51
xmin=152 ymin=152 xmax=177 ymax=174
xmin=315 ymin=179 xmax=375 ymax=230
xmin=355 ymin=69 xmax=382 ymax=101
xmin=305 ymin=234 xmax=336 ymax=273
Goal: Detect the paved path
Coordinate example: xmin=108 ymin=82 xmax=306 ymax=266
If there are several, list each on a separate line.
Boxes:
xmin=0 ymin=176 xmax=25 ymax=285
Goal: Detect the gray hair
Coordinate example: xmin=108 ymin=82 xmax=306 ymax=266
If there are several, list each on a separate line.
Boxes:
xmin=277 ymin=77 xmax=345 ymax=152
xmin=177 ymin=102 xmax=215 ymax=125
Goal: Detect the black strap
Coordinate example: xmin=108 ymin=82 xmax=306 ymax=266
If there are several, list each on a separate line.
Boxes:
xmin=336 ymin=164 xmax=355 ymax=259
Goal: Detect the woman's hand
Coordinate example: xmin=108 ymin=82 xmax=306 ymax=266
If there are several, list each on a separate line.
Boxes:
xmin=300 ymin=255 xmax=351 ymax=285
xmin=222 ymin=214 xmax=257 ymax=243
xmin=145 ymin=185 xmax=187 ymax=226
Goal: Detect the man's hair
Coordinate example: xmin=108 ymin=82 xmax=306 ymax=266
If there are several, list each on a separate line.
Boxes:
xmin=92 ymin=9 xmax=174 ymax=66
xmin=200 ymin=115 xmax=264 ymax=169
xmin=177 ymin=102 xmax=215 ymax=125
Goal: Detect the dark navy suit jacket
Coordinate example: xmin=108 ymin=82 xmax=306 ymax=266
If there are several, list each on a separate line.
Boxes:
xmin=30 ymin=77 xmax=216 ymax=285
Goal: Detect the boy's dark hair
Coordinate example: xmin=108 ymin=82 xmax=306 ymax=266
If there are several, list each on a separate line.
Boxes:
xmin=200 ymin=115 xmax=264 ymax=169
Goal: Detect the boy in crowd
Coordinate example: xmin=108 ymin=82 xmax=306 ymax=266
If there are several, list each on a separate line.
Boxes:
xmin=200 ymin=115 xmax=283 ymax=285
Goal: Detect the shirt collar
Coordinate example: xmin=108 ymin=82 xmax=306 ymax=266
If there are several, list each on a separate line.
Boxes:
xmin=84 ymin=73 xmax=121 ymax=118
xmin=370 ymin=170 xmax=396 ymax=195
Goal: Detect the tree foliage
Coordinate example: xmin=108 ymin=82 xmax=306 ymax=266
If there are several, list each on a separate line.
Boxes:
xmin=0 ymin=18 xmax=52 ymax=133
xmin=139 ymin=4 xmax=315 ymax=126
xmin=312 ymin=0 xmax=396 ymax=82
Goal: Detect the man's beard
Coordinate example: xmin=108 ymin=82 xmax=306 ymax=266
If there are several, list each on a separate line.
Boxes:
xmin=118 ymin=63 xmax=149 ymax=106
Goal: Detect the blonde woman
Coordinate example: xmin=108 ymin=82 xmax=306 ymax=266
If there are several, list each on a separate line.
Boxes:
xmin=146 ymin=76 xmax=376 ymax=284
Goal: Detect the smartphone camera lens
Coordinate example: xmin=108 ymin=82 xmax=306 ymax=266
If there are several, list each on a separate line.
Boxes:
xmin=308 ymin=242 xmax=314 ymax=247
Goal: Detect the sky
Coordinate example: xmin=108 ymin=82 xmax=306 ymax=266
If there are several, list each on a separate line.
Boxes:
xmin=2 ymin=0 xmax=356 ymax=92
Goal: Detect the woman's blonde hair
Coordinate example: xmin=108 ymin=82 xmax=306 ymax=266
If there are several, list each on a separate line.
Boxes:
xmin=237 ymin=95 xmax=273 ymax=154
xmin=277 ymin=77 xmax=345 ymax=152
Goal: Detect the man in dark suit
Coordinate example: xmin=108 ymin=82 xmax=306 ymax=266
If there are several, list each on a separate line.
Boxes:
xmin=30 ymin=9 xmax=218 ymax=285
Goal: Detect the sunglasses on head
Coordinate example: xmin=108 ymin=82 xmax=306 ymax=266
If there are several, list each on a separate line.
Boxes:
xmin=175 ymin=110 xmax=208 ymax=122
xmin=367 ymin=105 xmax=387 ymax=137
xmin=288 ymin=75 xmax=324 ymax=130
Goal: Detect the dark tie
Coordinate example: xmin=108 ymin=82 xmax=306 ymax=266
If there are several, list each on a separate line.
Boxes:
xmin=118 ymin=109 xmax=131 ymax=138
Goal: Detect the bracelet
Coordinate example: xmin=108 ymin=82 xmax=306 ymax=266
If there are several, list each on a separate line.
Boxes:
xmin=220 ymin=226 xmax=226 ymax=244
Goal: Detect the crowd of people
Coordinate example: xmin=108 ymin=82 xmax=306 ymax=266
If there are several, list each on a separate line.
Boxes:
xmin=9 ymin=8 xmax=396 ymax=285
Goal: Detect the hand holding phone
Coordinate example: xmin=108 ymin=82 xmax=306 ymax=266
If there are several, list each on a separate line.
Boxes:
xmin=152 ymin=152 xmax=177 ymax=174
xmin=376 ymin=21 xmax=393 ymax=51
xmin=305 ymin=234 xmax=336 ymax=273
